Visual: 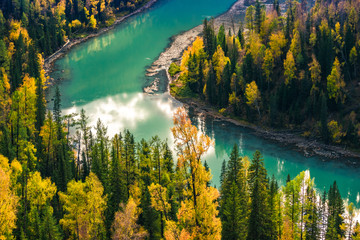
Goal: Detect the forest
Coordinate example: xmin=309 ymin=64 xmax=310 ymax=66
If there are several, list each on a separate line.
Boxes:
xmin=1 ymin=0 xmax=360 ymax=239
xmin=170 ymin=0 xmax=360 ymax=149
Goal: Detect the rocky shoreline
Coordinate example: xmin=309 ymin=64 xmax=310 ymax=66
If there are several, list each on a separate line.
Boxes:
xmin=181 ymin=98 xmax=360 ymax=163
xmin=44 ymin=0 xmax=159 ymax=85
xmin=145 ymin=0 xmax=360 ymax=162
xmin=144 ymin=0 xmax=246 ymax=93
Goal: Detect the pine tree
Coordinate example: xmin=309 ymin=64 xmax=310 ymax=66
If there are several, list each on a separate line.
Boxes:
xmin=304 ymin=186 xmax=319 ymax=240
xmin=206 ymin=63 xmax=217 ymax=105
xmin=221 ymin=144 xmax=248 ymax=240
xmin=220 ymin=159 xmax=227 ymax=187
xmin=203 ymin=18 xmax=216 ymax=58
xmin=269 ymin=176 xmax=282 ymax=240
xmin=326 ymin=181 xmax=344 ymax=239
xmin=320 ymin=92 xmax=329 ymax=143
xmin=247 ymin=151 xmax=271 ymax=240
xmin=123 ymin=130 xmax=137 ymax=199
xmin=220 ymin=62 xmax=231 ymax=107
xmin=106 ymin=134 xmax=127 ymax=235
xmin=217 ymin=24 xmax=227 ymax=54
xmin=254 ymin=0 xmax=263 ymax=33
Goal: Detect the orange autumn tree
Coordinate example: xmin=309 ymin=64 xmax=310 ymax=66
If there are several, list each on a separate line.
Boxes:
xmin=166 ymin=107 xmax=221 ymax=240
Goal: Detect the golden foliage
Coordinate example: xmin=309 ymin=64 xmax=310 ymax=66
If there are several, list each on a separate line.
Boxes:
xmin=170 ymin=107 xmax=221 ymax=240
xmin=212 ymin=45 xmax=230 ymax=83
xmin=262 ymin=48 xmax=274 ymax=83
xmin=171 ymin=107 xmax=212 ymax=168
xmin=245 ymin=81 xmax=260 ymax=108
xmin=290 ymin=29 xmax=302 ymax=60
xmin=27 ymin=172 xmax=57 ymax=207
xmin=269 ymin=31 xmax=286 ymax=60
xmin=247 ymin=33 xmax=265 ymax=66
xmin=89 ymin=15 xmax=97 ymax=29
xmin=71 ymin=19 xmax=82 ymax=29
xmin=327 ymin=120 xmax=345 ymax=143
xmin=148 ymin=183 xmax=171 ymax=215
xmin=164 ymin=220 xmax=190 ymax=240
xmin=0 ymin=155 xmax=18 ymax=239
xmin=40 ymin=112 xmax=56 ymax=162
xmin=59 ymin=173 xmax=107 ymax=240
xmin=0 ymin=69 xmax=11 ymax=125
xmin=112 ymin=197 xmax=148 ymax=240
xmin=180 ymin=37 xmax=204 ymax=73
xmin=327 ymin=57 xmax=346 ymax=103
xmin=284 ymin=50 xmax=296 ymax=85
xmin=8 ymin=20 xmax=31 ymax=46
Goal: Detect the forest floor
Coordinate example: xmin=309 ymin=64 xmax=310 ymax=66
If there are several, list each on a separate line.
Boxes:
xmin=145 ymin=0 xmax=360 ymax=162
xmin=43 ymin=0 xmax=159 ymax=86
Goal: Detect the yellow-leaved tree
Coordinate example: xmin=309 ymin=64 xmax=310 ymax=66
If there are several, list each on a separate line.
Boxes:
xmin=59 ymin=172 xmax=107 ymax=240
xmin=309 ymin=55 xmax=321 ymax=98
xmin=212 ymin=45 xmax=230 ymax=83
xmin=284 ymin=50 xmax=296 ymax=85
xmin=111 ymin=197 xmax=148 ymax=240
xmin=262 ymin=48 xmax=274 ymax=87
xmin=180 ymin=37 xmax=205 ymax=73
xmin=166 ymin=107 xmax=221 ymax=240
xmin=0 ymin=69 xmax=10 ymax=126
xmin=0 ymin=154 xmax=19 ymax=239
xmin=327 ymin=57 xmax=346 ymax=103
xmin=269 ymin=31 xmax=286 ymax=62
xmin=245 ymin=81 xmax=261 ymax=118
xmin=26 ymin=171 xmax=62 ymax=239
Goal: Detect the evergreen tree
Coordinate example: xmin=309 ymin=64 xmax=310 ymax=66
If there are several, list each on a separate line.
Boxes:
xmin=254 ymin=0 xmax=263 ymax=34
xmin=221 ymin=144 xmax=248 ymax=240
xmin=326 ymin=181 xmax=344 ymax=239
xmin=304 ymin=186 xmax=319 ymax=240
xmin=203 ymin=18 xmax=216 ymax=58
xmin=247 ymin=151 xmax=271 ymax=240
xmin=217 ymin=24 xmax=227 ymax=54
xmin=206 ymin=63 xmax=217 ymax=105
xmin=320 ymin=92 xmax=329 ymax=143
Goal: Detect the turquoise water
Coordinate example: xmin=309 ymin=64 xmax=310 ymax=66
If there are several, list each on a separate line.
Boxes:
xmin=49 ymin=0 xmax=360 ymax=205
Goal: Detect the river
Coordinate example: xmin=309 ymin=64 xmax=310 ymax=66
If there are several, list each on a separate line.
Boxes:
xmin=48 ymin=0 xmax=360 ymax=206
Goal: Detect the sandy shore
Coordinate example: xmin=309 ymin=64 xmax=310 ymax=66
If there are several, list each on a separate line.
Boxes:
xmin=145 ymin=0 xmax=360 ymax=161
xmin=44 ymin=0 xmax=159 ymax=85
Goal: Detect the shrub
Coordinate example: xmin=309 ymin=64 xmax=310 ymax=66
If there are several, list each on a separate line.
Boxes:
xmin=168 ymin=63 xmax=181 ymax=77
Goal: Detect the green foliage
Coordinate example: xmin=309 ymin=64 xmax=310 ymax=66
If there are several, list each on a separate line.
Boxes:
xmin=167 ymin=0 xmax=360 ymax=148
xmin=247 ymin=151 xmax=272 ymax=240
xmin=220 ymin=144 xmax=248 ymax=240
xmin=1 ymin=1 xmax=360 ymax=239
xmin=168 ymin=62 xmax=180 ymax=77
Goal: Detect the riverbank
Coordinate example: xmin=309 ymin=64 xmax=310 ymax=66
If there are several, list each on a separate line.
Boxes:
xmin=44 ymin=0 xmax=159 ymax=86
xmin=144 ymin=0 xmax=245 ymax=93
xmin=179 ymin=97 xmax=360 ymax=162
xmin=145 ymin=0 xmax=360 ymax=162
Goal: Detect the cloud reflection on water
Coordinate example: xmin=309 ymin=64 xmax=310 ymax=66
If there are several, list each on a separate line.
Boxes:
xmin=62 ymin=93 xmax=181 ymax=140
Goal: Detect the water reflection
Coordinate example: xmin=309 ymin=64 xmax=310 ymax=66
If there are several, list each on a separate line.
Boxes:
xmin=57 ymin=90 xmax=360 ymax=205
xmin=47 ymin=0 xmax=360 ymax=207
xmin=62 ymin=92 xmax=181 ymax=140
xmin=190 ymin=113 xmax=360 ymax=206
